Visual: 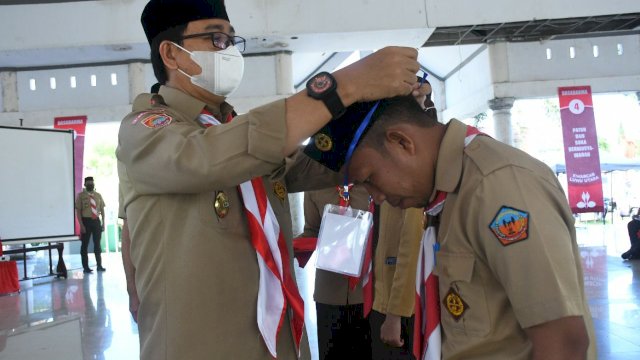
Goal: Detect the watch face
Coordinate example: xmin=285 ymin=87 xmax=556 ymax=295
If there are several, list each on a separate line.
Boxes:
xmin=310 ymin=74 xmax=333 ymax=94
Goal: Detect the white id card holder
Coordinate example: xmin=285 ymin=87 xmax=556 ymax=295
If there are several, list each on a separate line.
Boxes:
xmin=315 ymin=204 xmax=373 ymax=277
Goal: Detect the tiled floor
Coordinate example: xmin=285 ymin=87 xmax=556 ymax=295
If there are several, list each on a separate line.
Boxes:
xmin=1 ymin=221 xmax=639 ymax=359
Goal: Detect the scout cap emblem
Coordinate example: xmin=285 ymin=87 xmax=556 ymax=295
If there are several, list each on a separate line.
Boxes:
xmin=489 ymin=206 xmax=529 ymax=246
xmin=273 ymin=181 xmax=286 ymax=203
xmin=314 ymin=133 xmax=333 ymax=152
xmin=214 ymin=191 xmax=230 ymax=218
xmin=443 ymin=287 xmax=468 ymax=321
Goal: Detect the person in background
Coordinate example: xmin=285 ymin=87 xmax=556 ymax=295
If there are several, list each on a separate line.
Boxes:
xmin=370 ymin=202 xmax=423 ymax=360
xmin=117 ymin=0 xmax=422 ymax=358
xmin=75 ymin=176 xmax=106 ymax=273
xmin=298 ymin=185 xmax=372 ymax=359
xmin=622 ymin=207 xmax=640 ymax=260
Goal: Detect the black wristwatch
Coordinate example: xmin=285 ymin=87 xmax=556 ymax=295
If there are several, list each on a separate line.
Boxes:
xmin=306 ymin=72 xmax=346 ymax=119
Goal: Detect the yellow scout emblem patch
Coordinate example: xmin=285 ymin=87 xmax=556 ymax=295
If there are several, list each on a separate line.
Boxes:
xmin=489 ymin=206 xmax=529 ymax=246
xmin=273 ymin=181 xmax=287 ymax=203
xmin=214 ymin=191 xmax=230 ymax=218
xmin=443 ymin=287 xmax=468 ymax=321
xmin=314 ymin=133 xmax=333 ymax=152
xmin=137 ymin=110 xmax=172 ymax=129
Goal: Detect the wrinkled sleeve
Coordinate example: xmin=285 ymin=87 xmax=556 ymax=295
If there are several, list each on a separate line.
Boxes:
xmin=99 ymin=193 xmax=106 ymax=210
xmin=116 ymin=100 xmax=287 ymax=194
xmin=279 ymin=149 xmax=343 ymax=193
xmin=386 ymin=207 xmax=423 ymax=317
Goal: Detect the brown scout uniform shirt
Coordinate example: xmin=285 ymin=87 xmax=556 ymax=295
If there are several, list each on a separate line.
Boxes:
xmin=372 ymin=202 xmax=423 ymax=317
xmin=116 ymin=86 xmax=340 ymax=360
xmin=432 ymin=119 xmax=596 ymax=359
xmin=299 ymin=185 xmax=370 ymax=305
xmin=75 ymin=190 xmax=105 ymax=218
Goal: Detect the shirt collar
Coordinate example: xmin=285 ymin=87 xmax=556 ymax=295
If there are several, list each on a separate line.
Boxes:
xmin=432 ymin=118 xmax=467 ymax=196
xmin=158 ymin=85 xmax=234 ymax=123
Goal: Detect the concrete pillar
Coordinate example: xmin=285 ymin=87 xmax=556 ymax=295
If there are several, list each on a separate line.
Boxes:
xmin=1 ymin=71 xmax=19 ymax=112
xmin=488 ymin=97 xmax=516 ymax=146
xmin=128 ymin=62 xmax=147 ymax=103
xmin=275 ymin=51 xmax=294 ymax=96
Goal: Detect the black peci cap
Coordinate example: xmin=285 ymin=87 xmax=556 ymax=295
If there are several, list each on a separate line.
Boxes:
xmin=84 ymin=176 xmax=94 ymax=182
xmin=303 ymin=100 xmax=385 ymax=172
xmin=141 ymin=0 xmax=230 ymax=45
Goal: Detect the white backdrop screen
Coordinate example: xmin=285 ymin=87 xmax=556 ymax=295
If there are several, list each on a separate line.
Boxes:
xmin=0 ymin=126 xmax=75 ymax=241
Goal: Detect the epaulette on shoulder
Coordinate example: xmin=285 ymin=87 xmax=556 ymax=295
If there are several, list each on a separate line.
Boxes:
xmin=127 ymin=93 xmax=173 ymax=129
xmin=132 ymin=93 xmax=167 ymax=111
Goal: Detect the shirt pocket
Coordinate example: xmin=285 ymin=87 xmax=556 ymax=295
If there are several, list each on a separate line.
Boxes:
xmin=436 ymin=251 xmax=491 ymax=337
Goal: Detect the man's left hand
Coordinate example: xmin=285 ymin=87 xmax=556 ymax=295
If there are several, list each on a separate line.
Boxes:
xmin=380 ymin=313 xmax=404 ymax=347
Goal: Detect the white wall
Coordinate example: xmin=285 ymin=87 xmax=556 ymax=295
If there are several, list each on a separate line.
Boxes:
xmin=442 ymin=48 xmax=494 ymax=119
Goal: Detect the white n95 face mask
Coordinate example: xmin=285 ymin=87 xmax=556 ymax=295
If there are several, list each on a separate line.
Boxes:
xmin=173 ymin=42 xmax=245 ymax=97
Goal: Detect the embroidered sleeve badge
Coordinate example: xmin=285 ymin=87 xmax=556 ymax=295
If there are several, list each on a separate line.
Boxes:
xmin=443 ymin=287 xmax=469 ymax=321
xmin=489 ymin=206 xmax=529 ymax=246
xmin=134 ymin=110 xmax=173 ymax=129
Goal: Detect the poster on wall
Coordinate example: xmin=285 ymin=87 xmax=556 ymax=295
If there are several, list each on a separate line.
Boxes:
xmin=54 ymin=116 xmax=87 ymax=235
xmin=558 ymin=86 xmax=604 ymax=214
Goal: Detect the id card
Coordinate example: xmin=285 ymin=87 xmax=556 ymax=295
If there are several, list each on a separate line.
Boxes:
xmin=315 ymin=204 xmax=373 ymax=277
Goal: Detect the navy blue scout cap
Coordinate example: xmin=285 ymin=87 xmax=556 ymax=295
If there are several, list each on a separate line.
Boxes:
xmin=303 ymin=100 xmax=385 ymax=172
xmin=141 ymin=0 xmax=230 ymax=45
xmin=304 ymin=76 xmax=433 ymax=172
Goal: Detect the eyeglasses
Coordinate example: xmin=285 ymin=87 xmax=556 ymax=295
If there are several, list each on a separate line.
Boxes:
xmin=180 ymin=31 xmax=247 ymax=53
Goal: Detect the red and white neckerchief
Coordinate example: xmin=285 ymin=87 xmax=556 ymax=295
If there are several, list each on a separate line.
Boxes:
xmin=198 ymin=109 xmax=305 ymax=358
xmin=339 ymin=185 xmax=375 ymax=317
xmin=89 ymin=193 xmax=99 ymax=219
xmin=413 ymin=125 xmax=481 ymax=360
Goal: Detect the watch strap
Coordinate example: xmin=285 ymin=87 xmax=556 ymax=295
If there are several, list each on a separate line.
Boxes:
xmin=322 ymin=89 xmax=346 ymax=119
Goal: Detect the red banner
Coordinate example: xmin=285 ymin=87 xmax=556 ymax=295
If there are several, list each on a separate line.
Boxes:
xmin=54 ymin=116 xmax=87 ymax=235
xmin=558 ymin=86 xmax=604 ymax=213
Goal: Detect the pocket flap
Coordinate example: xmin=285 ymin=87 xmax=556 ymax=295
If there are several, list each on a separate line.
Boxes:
xmin=434 ymin=252 xmax=475 ymax=282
